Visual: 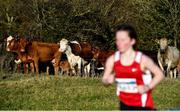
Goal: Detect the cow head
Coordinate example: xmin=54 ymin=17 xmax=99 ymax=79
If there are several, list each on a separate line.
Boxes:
xmin=19 ymin=38 xmax=29 ymax=52
xmin=92 ymin=47 xmax=100 ymax=60
xmin=59 ymin=38 xmax=69 ymax=52
xmin=156 ymin=37 xmax=170 ymax=53
xmin=6 ymin=36 xmax=19 ymax=52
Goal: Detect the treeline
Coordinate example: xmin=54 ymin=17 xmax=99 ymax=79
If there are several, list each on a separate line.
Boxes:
xmin=0 ymin=0 xmax=180 ymax=51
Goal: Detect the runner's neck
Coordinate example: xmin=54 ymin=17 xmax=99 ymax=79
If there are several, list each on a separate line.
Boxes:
xmin=120 ymin=48 xmax=136 ymax=60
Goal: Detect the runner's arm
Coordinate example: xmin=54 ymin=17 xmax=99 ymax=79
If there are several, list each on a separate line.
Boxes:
xmin=102 ymin=55 xmax=115 ymax=86
xmin=142 ymin=55 xmax=164 ymax=90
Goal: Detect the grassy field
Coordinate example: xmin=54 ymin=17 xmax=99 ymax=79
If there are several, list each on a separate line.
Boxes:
xmin=0 ymin=73 xmax=180 ymax=110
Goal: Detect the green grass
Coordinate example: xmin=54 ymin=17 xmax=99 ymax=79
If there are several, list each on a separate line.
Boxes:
xmin=0 ymin=73 xmax=180 ymax=110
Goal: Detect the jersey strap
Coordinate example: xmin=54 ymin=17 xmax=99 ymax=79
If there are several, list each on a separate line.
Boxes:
xmin=114 ymin=51 xmax=120 ymax=62
xmin=135 ymin=51 xmax=142 ymax=63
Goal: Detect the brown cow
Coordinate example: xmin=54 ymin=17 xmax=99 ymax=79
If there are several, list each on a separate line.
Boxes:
xmin=6 ymin=36 xmax=62 ymax=79
xmin=59 ymin=60 xmax=72 ymax=76
xmin=51 ymin=59 xmax=72 ymax=76
xmin=6 ymin=36 xmax=33 ymax=75
xmin=14 ymin=53 xmax=34 ymax=75
xmin=20 ymin=40 xmax=62 ymax=79
xmin=92 ymin=47 xmax=114 ymax=67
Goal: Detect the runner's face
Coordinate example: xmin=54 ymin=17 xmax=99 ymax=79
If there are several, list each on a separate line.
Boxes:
xmin=115 ymin=31 xmax=135 ymax=53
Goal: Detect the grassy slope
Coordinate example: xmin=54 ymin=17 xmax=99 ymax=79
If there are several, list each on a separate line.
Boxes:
xmin=0 ymin=73 xmax=180 ymax=110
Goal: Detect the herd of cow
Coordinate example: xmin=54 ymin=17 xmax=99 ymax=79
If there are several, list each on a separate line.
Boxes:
xmin=5 ymin=36 xmax=113 ymax=78
xmin=5 ymin=36 xmax=180 ymax=79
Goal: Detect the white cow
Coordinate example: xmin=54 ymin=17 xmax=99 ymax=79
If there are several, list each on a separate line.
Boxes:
xmin=59 ymin=39 xmax=90 ymax=76
xmin=64 ymin=45 xmax=82 ymax=75
xmin=156 ymin=38 xmax=180 ymax=78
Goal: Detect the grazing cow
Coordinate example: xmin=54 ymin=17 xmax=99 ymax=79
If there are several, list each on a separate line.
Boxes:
xmin=6 ymin=36 xmax=62 ymax=78
xmin=59 ymin=39 xmax=94 ymax=76
xmin=156 ymin=37 xmax=180 ymax=78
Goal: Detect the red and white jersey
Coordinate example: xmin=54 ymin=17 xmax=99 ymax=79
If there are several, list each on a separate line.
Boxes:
xmin=113 ymin=51 xmax=154 ymax=109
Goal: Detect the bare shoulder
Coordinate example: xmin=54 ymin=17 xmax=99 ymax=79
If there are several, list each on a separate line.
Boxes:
xmin=107 ymin=54 xmax=114 ymax=62
xmin=105 ymin=54 xmax=115 ymax=66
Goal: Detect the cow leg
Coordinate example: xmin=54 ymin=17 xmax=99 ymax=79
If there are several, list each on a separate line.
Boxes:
xmin=77 ymin=59 xmax=82 ymax=76
xmin=54 ymin=59 xmax=59 ymax=79
xmin=72 ymin=67 xmax=76 ymax=76
xmin=17 ymin=64 xmax=21 ymax=73
xmin=90 ymin=60 xmax=96 ymax=77
xmin=30 ymin=62 xmax=35 ymax=76
xmin=59 ymin=67 xmax=62 ymax=77
xmin=158 ymin=59 xmax=165 ymax=74
xmin=169 ymin=71 xmax=173 ymax=78
xmin=46 ymin=66 xmax=49 ymax=79
xmin=54 ymin=66 xmax=59 ymax=79
xmin=54 ymin=52 xmax=62 ymax=79
xmin=24 ymin=63 xmax=28 ymax=77
xmin=26 ymin=63 xmax=29 ymax=74
xmin=34 ymin=60 xmax=39 ymax=79
xmin=70 ymin=63 xmax=76 ymax=76
xmin=85 ymin=63 xmax=90 ymax=77
xmin=174 ymin=68 xmax=177 ymax=79
xmin=65 ymin=70 xmax=68 ymax=76
xmin=87 ymin=64 xmax=91 ymax=75
xmin=59 ymin=67 xmax=61 ymax=76
xmin=166 ymin=61 xmax=172 ymax=75
xmin=84 ymin=65 xmax=87 ymax=77
xmin=80 ymin=64 xmax=84 ymax=77
xmin=62 ymin=70 xmax=65 ymax=76
xmin=68 ymin=70 xmax=70 ymax=76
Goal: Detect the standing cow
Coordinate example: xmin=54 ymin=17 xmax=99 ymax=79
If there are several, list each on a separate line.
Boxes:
xmin=92 ymin=46 xmax=114 ymax=67
xmin=156 ymin=37 xmax=180 ymax=78
xmin=59 ymin=38 xmax=94 ymax=77
xmin=59 ymin=39 xmax=91 ymax=76
xmin=6 ymin=36 xmax=62 ymax=79
xmin=6 ymin=36 xmax=34 ymax=75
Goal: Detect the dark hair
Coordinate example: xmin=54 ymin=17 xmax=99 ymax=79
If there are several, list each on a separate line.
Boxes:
xmin=114 ymin=23 xmax=138 ymax=49
xmin=114 ymin=23 xmax=137 ymax=40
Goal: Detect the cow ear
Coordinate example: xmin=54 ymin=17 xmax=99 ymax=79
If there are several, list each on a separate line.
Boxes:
xmin=155 ymin=39 xmax=159 ymax=44
xmin=168 ymin=39 xmax=172 ymax=44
